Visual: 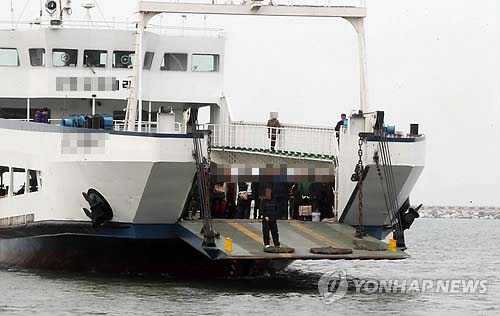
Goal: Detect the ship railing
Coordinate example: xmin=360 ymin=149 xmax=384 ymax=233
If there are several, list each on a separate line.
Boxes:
xmin=0 ymin=19 xmax=224 ymax=37
xmin=3 ymin=118 xmax=185 ymax=134
xmin=112 ymin=120 xmax=184 ymax=133
xmin=207 ymin=123 xmax=339 ymax=159
xmin=143 ymin=0 xmax=366 ymax=8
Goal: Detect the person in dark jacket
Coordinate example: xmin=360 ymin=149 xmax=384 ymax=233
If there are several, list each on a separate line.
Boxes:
xmin=236 ymin=182 xmax=251 ymax=219
xmin=267 ymin=112 xmax=281 ymax=151
xmin=226 ymin=182 xmax=237 ymax=218
xmin=309 ymin=182 xmax=322 ymax=214
xmin=335 ymin=113 xmax=347 ymax=139
xmin=261 ymin=188 xmax=280 ymax=248
xmin=289 ymin=183 xmax=301 ymax=219
xmin=251 ymin=182 xmax=260 ymax=219
xmin=34 ymin=107 xmax=50 ymax=124
xmin=273 ymin=181 xmax=289 ymax=219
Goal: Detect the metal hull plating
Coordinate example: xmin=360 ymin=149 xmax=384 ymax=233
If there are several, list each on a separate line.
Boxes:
xmin=339 ymin=164 xmax=425 ymax=240
xmin=0 ymin=223 xmax=292 ymax=277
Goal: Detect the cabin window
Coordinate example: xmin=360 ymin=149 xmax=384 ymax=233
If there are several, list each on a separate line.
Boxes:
xmin=27 ymin=170 xmax=41 ymax=193
xmin=0 ymin=168 xmax=41 ymax=198
xmin=161 ymin=53 xmax=187 ymax=71
xmin=52 ymin=48 xmax=78 ymax=67
xmin=0 ymin=48 xmax=20 ymax=66
xmin=0 ymin=107 xmax=28 ymax=119
xmin=29 ymin=48 xmax=46 ymax=66
xmin=12 ymin=168 xmax=26 ymax=196
xmin=192 ymin=54 xmax=219 ymax=72
xmin=84 ymin=50 xmax=107 ymax=68
xmin=0 ymin=166 xmax=8 ymax=198
xmin=143 ymin=51 xmax=154 ymax=70
xmin=113 ymin=50 xmax=134 ymax=68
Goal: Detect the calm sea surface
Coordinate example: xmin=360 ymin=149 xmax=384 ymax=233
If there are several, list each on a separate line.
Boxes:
xmin=0 ymin=218 xmax=498 ymax=316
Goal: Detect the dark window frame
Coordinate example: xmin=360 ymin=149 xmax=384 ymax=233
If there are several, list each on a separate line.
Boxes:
xmin=191 ymin=54 xmax=220 ymax=72
xmin=29 ymin=48 xmax=46 ymax=67
xmin=143 ymin=51 xmax=154 ymax=70
xmin=0 ymin=47 xmax=20 ymax=67
xmin=113 ymin=50 xmax=135 ymax=69
xmin=161 ymin=53 xmax=188 ymax=72
xmin=83 ymin=49 xmax=108 ymax=68
xmin=52 ymin=48 xmax=78 ymax=67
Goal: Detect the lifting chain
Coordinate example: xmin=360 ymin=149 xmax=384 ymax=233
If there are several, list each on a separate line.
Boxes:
xmin=374 ymin=150 xmax=382 ymax=179
xmin=207 ymin=129 xmax=212 ymax=166
xmin=355 ymin=136 xmax=366 ymax=238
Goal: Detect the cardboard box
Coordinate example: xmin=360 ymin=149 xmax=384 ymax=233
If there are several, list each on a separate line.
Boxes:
xmin=299 ymin=205 xmax=312 ymax=216
xmin=261 ymin=188 xmax=272 ymax=200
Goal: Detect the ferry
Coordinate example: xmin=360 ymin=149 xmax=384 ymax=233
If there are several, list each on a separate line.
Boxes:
xmin=0 ymin=0 xmax=425 ymax=276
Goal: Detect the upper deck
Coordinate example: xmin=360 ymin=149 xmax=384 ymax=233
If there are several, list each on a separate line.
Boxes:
xmin=0 ymin=26 xmax=225 ymax=103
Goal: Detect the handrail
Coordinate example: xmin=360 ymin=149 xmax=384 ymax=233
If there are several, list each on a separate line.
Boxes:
xmin=207 ymin=123 xmax=339 ymax=157
xmin=231 ymin=120 xmax=336 ymax=131
xmin=141 ymin=0 xmax=366 ymax=8
xmin=0 ymin=19 xmax=224 ymax=36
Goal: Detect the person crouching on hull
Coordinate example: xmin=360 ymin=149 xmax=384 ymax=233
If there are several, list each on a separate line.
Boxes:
xmin=261 ymin=187 xmax=280 ymax=249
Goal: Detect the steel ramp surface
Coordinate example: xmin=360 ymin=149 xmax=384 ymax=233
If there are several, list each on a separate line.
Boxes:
xmin=176 ymin=219 xmax=408 ymax=260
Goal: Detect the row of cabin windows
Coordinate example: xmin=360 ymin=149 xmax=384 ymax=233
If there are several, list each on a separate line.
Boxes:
xmin=0 ymin=167 xmax=42 ymax=199
xmin=0 ymin=48 xmax=220 ymax=72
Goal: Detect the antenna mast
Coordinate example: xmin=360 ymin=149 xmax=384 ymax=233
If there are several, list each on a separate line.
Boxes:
xmin=10 ymin=0 xmax=14 ymax=30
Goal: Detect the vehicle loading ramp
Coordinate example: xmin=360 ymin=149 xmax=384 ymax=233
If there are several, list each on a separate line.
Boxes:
xmin=176 ymin=219 xmax=408 ymax=260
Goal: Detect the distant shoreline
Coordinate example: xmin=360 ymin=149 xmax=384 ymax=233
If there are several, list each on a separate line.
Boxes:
xmin=419 ymin=207 xmax=500 ymax=220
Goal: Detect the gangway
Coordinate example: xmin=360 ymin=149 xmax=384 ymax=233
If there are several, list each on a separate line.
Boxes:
xmin=207 ymin=123 xmax=339 ymax=166
xmin=177 ymin=219 xmax=407 ymax=261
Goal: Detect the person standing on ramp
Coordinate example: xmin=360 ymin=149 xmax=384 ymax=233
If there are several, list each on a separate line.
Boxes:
xmin=261 ymin=186 xmax=280 ymax=249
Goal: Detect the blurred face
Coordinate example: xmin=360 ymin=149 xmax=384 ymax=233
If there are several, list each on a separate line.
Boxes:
xmin=42 ymin=110 xmax=49 ymax=116
xmin=341 ymin=114 xmax=346 ymax=120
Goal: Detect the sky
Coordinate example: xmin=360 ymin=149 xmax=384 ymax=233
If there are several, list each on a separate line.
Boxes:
xmin=1 ymin=0 xmax=499 ymax=207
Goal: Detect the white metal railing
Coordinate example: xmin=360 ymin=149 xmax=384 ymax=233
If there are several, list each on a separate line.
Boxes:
xmin=208 ymin=123 xmax=339 ymax=158
xmin=0 ymin=19 xmax=224 ymax=37
xmin=143 ymin=0 xmax=365 ymax=8
xmin=112 ymin=120 xmax=183 ymax=133
xmin=4 ymin=118 xmax=184 ymax=134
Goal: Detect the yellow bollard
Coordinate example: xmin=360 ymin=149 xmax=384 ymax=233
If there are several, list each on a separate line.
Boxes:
xmin=224 ymin=237 xmax=233 ymax=252
xmin=388 ymin=239 xmax=397 ymax=252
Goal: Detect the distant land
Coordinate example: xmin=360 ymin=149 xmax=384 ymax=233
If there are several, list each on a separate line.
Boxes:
xmin=419 ymin=206 xmax=500 ymax=220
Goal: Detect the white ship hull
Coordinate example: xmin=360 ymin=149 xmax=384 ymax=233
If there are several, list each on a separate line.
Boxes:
xmin=0 ymin=119 xmax=197 ymax=225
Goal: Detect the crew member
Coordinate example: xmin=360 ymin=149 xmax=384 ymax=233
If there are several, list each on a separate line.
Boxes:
xmin=334 ymin=113 xmax=347 ymax=138
xmin=267 ymin=112 xmax=281 ymax=151
xmin=273 ymin=181 xmax=289 ymax=220
xmin=261 ymin=187 xmax=280 ymax=249
xmin=251 ymin=182 xmax=261 ymax=219
xmin=34 ymin=107 xmax=50 ymax=124
xmin=236 ymin=182 xmax=251 ymax=219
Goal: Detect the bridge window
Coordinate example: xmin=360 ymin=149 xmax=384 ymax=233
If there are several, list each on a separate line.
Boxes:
xmin=192 ymin=54 xmax=219 ymax=72
xmin=0 ymin=48 xmax=19 ymax=66
xmin=113 ymin=50 xmax=134 ymax=68
xmin=161 ymin=53 xmax=187 ymax=71
xmin=29 ymin=48 xmax=46 ymax=66
xmin=84 ymin=50 xmax=107 ymax=68
xmin=143 ymin=51 xmax=154 ymax=70
xmin=53 ymin=48 xmax=78 ymax=67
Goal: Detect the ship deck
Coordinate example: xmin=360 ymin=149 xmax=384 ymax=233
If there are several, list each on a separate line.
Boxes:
xmin=177 ymin=219 xmax=408 ymax=260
